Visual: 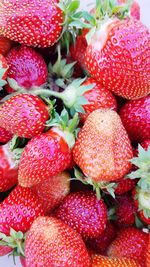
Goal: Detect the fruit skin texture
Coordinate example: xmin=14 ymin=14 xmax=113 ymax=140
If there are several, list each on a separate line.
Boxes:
xmin=55 ymin=191 xmax=108 ymax=239
xmin=0 ymin=143 xmax=19 ymax=192
xmin=146 ymin=234 xmax=150 ymax=267
xmin=0 ymin=0 xmax=63 ymax=48
xmin=114 ymin=177 xmax=137 ymax=195
xmin=91 ymin=255 xmax=141 ymax=267
xmin=120 ymin=96 xmax=150 ymax=143
xmin=107 ymin=227 xmax=149 ymax=267
xmin=0 ymin=94 xmax=49 ymax=138
xmin=80 ymin=78 xmax=117 ymax=122
xmin=0 ymin=36 xmax=13 ymax=56
xmin=18 ymin=128 xmax=72 ymax=187
xmin=32 ymin=172 xmax=70 ymax=214
xmin=73 ymin=109 xmax=133 ymax=183
xmin=85 ymin=18 xmax=150 ymax=100
xmin=0 ymin=185 xmax=44 ymax=235
xmin=6 ymin=46 xmax=48 ymax=93
xmin=86 ymin=222 xmax=116 ymax=255
xmin=0 ymin=126 xmax=13 ymax=143
xmin=25 ymin=216 xmax=91 ymax=267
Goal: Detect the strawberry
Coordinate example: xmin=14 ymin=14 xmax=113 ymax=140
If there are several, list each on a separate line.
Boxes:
xmin=25 ymin=216 xmax=91 ymax=267
xmin=91 ymin=255 xmax=141 ymax=267
xmin=0 ymin=126 xmax=13 ymax=143
xmin=0 ymin=142 xmax=20 ymax=192
xmin=20 ymin=257 xmax=26 ymax=267
xmin=0 ymin=185 xmax=44 ymax=236
xmin=118 ymin=0 xmax=140 ymax=20
xmin=55 ymin=191 xmax=108 ymax=239
xmin=18 ymin=110 xmax=78 ymax=187
xmin=0 ymin=54 xmax=8 ymax=87
xmin=0 ymin=94 xmax=50 ymax=138
xmin=0 ymin=36 xmax=13 ymax=56
xmin=32 ymin=172 xmax=70 ymax=214
xmin=107 ymin=227 xmax=149 ymax=266
xmin=73 ymin=109 xmax=133 ymax=184
xmin=119 ymin=96 xmax=150 ymax=143
xmin=79 ymin=78 xmax=117 ymax=122
xmin=84 ymin=2 xmax=150 ymax=100
xmin=6 ymin=46 xmax=48 ymax=94
xmin=0 ymin=0 xmax=63 ymax=48
xmin=146 ymin=234 xmax=150 ymax=267
xmin=115 ymin=195 xmax=137 ymax=227
xmin=114 ymin=177 xmax=137 ymax=195
xmin=86 ymin=222 xmax=116 ymax=255
xmin=0 ymin=246 xmax=12 ymax=256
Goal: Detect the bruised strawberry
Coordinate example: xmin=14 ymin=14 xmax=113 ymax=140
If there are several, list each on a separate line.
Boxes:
xmin=0 ymin=127 xmax=13 ymax=144
xmin=0 ymin=94 xmax=49 ymax=138
xmin=120 ymin=96 xmax=150 ymax=143
xmin=91 ymin=255 xmax=141 ymax=267
xmin=6 ymin=46 xmax=48 ymax=93
xmin=25 ymin=216 xmax=91 ymax=267
xmin=55 ymin=191 xmax=107 ymax=239
xmin=107 ymin=227 xmax=149 ymax=266
xmin=32 ymin=172 xmax=70 ymax=214
xmin=73 ymin=109 xmax=133 ymax=183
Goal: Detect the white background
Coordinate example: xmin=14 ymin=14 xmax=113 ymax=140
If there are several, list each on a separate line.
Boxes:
xmin=0 ymin=0 xmax=149 ymax=266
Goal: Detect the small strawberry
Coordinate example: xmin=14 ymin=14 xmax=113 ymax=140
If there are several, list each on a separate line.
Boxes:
xmin=0 ymin=246 xmax=12 ymax=256
xmin=0 ymin=185 xmax=44 ymax=236
xmin=91 ymin=255 xmax=141 ymax=267
xmin=107 ymin=227 xmax=149 ymax=266
xmin=0 ymin=142 xmax=21 ymax=192
xmin=0 ymin=36 xmax=13 ymax=56
xmin=6 ymin=46 xmax=48 ymax=93
xmin=55 ymin=191 xmax=108 ymax=239
xmin=86 ymin=222 xmax=116 ymax=255
xmin=114 ymin=177 xmax=137 ymax=195
xmin=0 ymin=126 xmax=13 ymax=143
xmin=73 ymin=109 xmax=133 ymax=184
xmin=84 ymin=2 xmax=150 ymax=100
xmin=0 ymin=94 xmax=50 ymax=138
xmin=18 ymin=109 xmax=78 ymax=187
xmin=25 ymin=216 xmax=91 ymax=267
xmin=119 ymin=96 xmax=150 ymax=143
xmin=32 ymin=172 xmax=70 ymax=214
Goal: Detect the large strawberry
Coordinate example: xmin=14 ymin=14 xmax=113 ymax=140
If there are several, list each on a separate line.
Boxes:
xmin=55 ymin=191 xmax=107 ymax=239
xmin=84 ymin=2 xmax=150 ymax=99
xmin=73 ymin=109 xmax=133 ymax=185
xmin=0 ymin=126 xmax=13 ymax=143
xmin=91 ymin=255 xmax=141 ymax=267
xmin=18 ymin=110 xmax=78 ymax=187
xmin=119 ymin=96 xmax=150 ymax=143
xmin=107 ymin=227 xmax=149 ymax=266
xmin=25 ymin=216 xmax=91 ymax=267
xmin=32 ymin=172 xmax=70 ymax=214
xmin=0 ymin=94 xmax=50 ymax=138
xmin=6 ymin=46 xmax=48 ymax=93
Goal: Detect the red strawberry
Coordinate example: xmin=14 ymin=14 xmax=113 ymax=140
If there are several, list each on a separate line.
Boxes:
xmin=73 ymin=109 xmax=133 ymax=183
xmin=107 ymin=227 xmax=149 ymax=266
xmin=118 ymin=0 xmax=140 ymax=20
xmin=6 ymin=46 xmax=48 ymax=93
xmin=32 ymin=172 xmax=70 ymax=214
xmin=18 ymin=115 xmax=76 ymax=187
xmin=0 ymin=185 xmax=44 ymax=235
xmin=140 ymin=139 xmax=150 ymax=150
xmin=20 ymin=257 xmax=26 ymax=267
xmin=0 ymin=0 xmax=63 ymax=48
xmin=0 ymin=36 xmax=13 ymax=56
xmin=0 ymin=94 xmax=49 ymax=138
xmin=91 ymin=255 xmax=141 ymax=267
xmin=86 ymin=222 xmax=116 ymax=255
xmin=0 ymin=142 xmax=20 ymax=192
xmin=146 ymin=234 xmax=150 ymax=267
xmin=114 ymin=177 xmax=137 ymax=195
xmin=25 ymin=216 xmax=91 ymax=267
xmin=115 ymin=195 xmax=137 ymax=227
xmin=79 ymin=78 xmax=117 ymax=122
xmin=85 ymin=16 xmax=150 ymax=99
xmin=0 ymin=54 xmax=8 ymax=87
xmin=119 ymin=96 xmax=150 ymax=143
xmin=0 ymin=246 xmax=12 ymax=256
xmin=0 ymin=126 xmax=13 ymax=143
xmin=55 ymin=191 xmax=108 ymax=239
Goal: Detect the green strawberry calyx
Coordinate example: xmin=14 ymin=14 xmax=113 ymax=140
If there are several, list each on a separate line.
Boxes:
xmin=0 ymin=61 xmax=8 ymax=88
xmin=134 ymin=186 xmax=150 ymax=219
xmin=0 ymin=228 xmax=25 ymax=257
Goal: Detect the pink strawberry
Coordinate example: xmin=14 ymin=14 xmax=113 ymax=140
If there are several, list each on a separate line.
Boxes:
xmin=55 ymin=191 xmax=108 ymax=239
xmin=0 ymin=94 xmax=50 ymax=138
xmin=119 ymin=96 xmax=150 ymax=143
xmin=6 ymin=46 xmax=48 ymax=93
xmin=32 ymin=172 xmax=70 ymax=214
xmin=25 ymin=216 xmax=91 ymax=267
xmin=0 ymin=126 xmax=13 ymax=143
xmin=20 ymin=257 xmax=26 ymax=267
xmin=0 ymin=246 xmax=12 ymax=256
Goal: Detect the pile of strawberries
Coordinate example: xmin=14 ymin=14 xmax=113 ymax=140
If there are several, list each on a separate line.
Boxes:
xmin=0 ymin=0 xmax=149 ymax=266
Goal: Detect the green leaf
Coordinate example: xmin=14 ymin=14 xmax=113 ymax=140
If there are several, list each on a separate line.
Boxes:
xmin=68 ymin=0 xmax=80 ymax=13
